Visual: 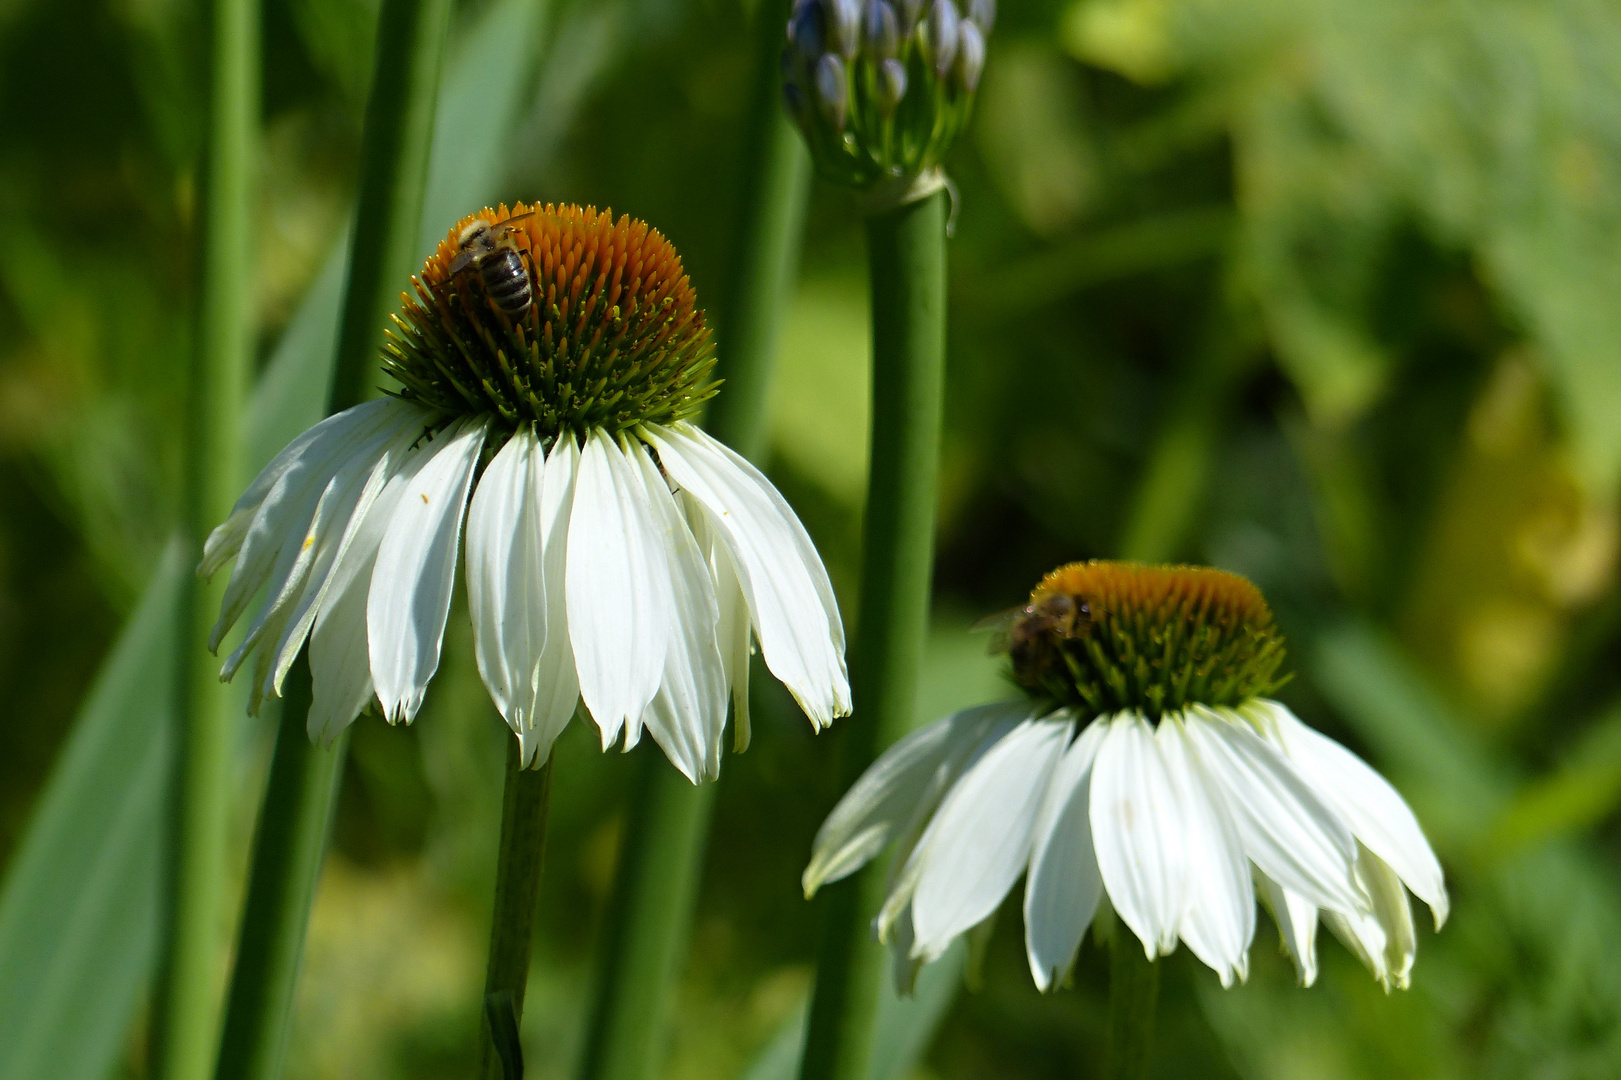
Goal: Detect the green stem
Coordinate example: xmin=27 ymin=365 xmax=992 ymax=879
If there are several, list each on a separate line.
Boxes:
xmin=1106 ymin=928 xmax=1160 ymax=1080
xmin=212 ymin=664 xmax=348 ymax=1080
xmin=479 ymin=739 xmax=556 ymax=1080
xmin=702 ymin=0 xmax=813 ymax=457
xmin=798 ymin=189 xmax=948 ymax=1080
xmin=575 ymin=5 xmax=809 ymax=1080
xmin=332 ymin=0 xmax=455 ymax=414
xmin=153 ymin=0 xmax=256 ymax=1074
xmin=212 ymin=1 xmax=452 ymax=1075
xmin=576 ymin=750 xmax=716 ymax=1080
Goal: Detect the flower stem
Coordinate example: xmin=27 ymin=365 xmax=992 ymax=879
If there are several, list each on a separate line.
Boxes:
xmin=478 ymin=738 xmax=555 ymax=1080
xmin=211 ymin=0 xmax=453 ymax=1075
xmin=1106 ymin=929 xmax=1160 ymax=1080
xmin=212 ymin=666 xmax=348 ymax=1080
xmin=575 ymin=5 xmax=810 ymax=1080
xmin=798 ymin=188 xmax=949 ymax=1080
xmin=153 ymin=0 xmax=255 ymax=1073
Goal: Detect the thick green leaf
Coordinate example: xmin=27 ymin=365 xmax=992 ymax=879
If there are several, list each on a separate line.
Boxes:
xmin=0 ymin=4 xmax=549 ymax=1077
xmin=0 ymin=542 xmax=182 ymax=1080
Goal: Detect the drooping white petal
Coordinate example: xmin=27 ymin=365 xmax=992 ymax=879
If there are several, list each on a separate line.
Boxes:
xmin=630 ymin=442 xmax=728 ymax=783
xmin=307 ymin=553 xmax=378 ymax=744
xmin=219 ymin=483 xmax=331 ymax=681
xmin=1024 ymin=718 xmax=1107 ymax=992
xmin=466 ymin=428 xmax=550 ymax=742
xmin=518 ymin=433 xmax=584 ymax=768
xmin=261 ymin=420 xmax=425 ymax=698
xmin=682 ymin=491 xmax=754 ymax=754
xmin=910 ymin=717 xmax=1073 ymax=962
xmin=565 ymin=429 xmax=673 ymax=748
xmin=1323 ymin=847 xmax=1415 ymax=991
xmin=1184 ymin=706 xmax=1364 ymax=917
xmin=1250 ymin=699 xmax=1449 ymax=928
xmin=368 ymin=416 xmax=488 ymax=724
xmin=1256 ymin=871 xmax=1320 ymax=988
xmin=1159 ymin=716 xmax=1253 ymax=987
xmin=640 ymin=421 xmax=849 ymax=728
xmin=202 ymin=398 xmax=407 ymax=579
xmin=1090 ymin=713 xmax=1185 ymax=959
xmin=874 ymin=707 xmax=1032 ymax=944
xmin=306 ymin=427 xmax=439 ymax=743
xmin=218 ymin=407 xmax=420 ymax=676
xmin=806 ymin=701 xmax=1032 ymax=897
xmin=209 ymin=399 xmax=422 ymax=647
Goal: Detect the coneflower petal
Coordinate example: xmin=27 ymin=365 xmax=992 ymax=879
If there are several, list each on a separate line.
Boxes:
xmin=519 ymin=433 xmax=583 ymax=768
xmin=641 ymin=421 xmax=849 ymax=728
xmin=566 ymin=429 xmax=673 ymax=747
xmin=1184 ymin=707 xmax=1364 ymax=917
xmin=1159 ymin=716 xmax=1253 ymax=987
xmin=910 ymin=717 xmax=1071 ymax=963
xmin=1024 ymin=717 xmax=1106 ymax=992
xmin=368 ymin=415 xmax=488 ymax=724
xmin=305 ymin=428 xmax=436 ymax=743
xmin=1090 ymin=713 xmax=1185 ymax=959
xmin=630 ymin=442 xmax=727 ymax=783
xmin=1252 ymin=700 xmax=1449 ymax=928
xmin=467 ymin=428 xmax=550 ymax=742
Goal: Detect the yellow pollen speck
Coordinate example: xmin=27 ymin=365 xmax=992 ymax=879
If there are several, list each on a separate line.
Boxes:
xmin=421 ymin=494 xmax=430 ymax=504
xmin=302 ymin=536 xmax=314 ymax=551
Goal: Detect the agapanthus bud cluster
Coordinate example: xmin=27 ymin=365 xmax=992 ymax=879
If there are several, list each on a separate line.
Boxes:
xmin=782 ymin=0 xmax=993 ymax=190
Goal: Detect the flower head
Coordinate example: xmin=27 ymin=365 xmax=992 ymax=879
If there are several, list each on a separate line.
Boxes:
xmin=805 ymin=561 xmax=1446 ymax=993
xmin=201 ymin=203 xmax=850 ymax=780
xmin=782 ymin=0 xmax=990 ymax=191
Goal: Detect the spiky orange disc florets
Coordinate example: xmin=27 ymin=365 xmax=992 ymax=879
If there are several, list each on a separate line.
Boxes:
xmin=1004 ymin=561 xmax=1288 ymax=718
xmin=384 ymin=202 xmax=717 ymax=439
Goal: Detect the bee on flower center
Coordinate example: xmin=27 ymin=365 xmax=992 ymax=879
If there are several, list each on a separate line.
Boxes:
xmin=1007 ymin=592 xmax=1089 ymax=689
xmin=976 ymin=592 xmax=1091 ymax=694
xmin=980 ymin=561 xmax=1289 ymax=717
xmin=448 ymin=213 xmax=535 ymax=317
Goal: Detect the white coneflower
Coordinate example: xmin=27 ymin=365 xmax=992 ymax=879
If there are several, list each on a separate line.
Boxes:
xmin=202 ymin=203 xmax=850 ymax=781
xmin=804 ymin=561 xmax=1446 ymax=992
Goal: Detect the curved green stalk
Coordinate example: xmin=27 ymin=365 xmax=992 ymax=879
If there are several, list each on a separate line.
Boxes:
xmin=575 ymin=4 xmax=811 ymax=1080
xmin=211 ymin=0 xmax=453 ymax=1075
xmin=211 ymin=669 xmax=348 ymax=1080
xmin=478 ymin=740 xmax=556 ymax=1080
xmin=152 ymin=0 xmax=256 ymax=1074
xmin=1106 ymin=927 xmax=1160 ymax=1080
xmin=798 ymin=188 xmax=949 ymax=1080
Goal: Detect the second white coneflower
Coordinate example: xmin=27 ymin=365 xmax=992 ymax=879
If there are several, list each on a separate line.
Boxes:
xmin=201 ymin=202 xmax=850 ymax=780
xmin=805 ymin=561 xmax=1446 ymax=994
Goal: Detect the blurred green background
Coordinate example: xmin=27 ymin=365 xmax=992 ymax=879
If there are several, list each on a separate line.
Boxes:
xmin=4 ymin=0 xmax=1621 ymax=1077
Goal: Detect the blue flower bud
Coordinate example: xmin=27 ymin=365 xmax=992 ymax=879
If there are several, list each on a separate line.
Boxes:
xmin=789 ymin=2 xmax=825 ymax=65
xmin=827 ymin=0 xmax=861 ymax=59
xmin=926 ymin=0 xmax=960 ymax=79
xmin=815 ymin=52 xmax=849 ymax=130
xmin=877 ymin=57 xmax=908 ymax=113
xmin=969 ymin=0 xmax=995 ymax=34
xmin=955 ymin=17 xmax=985 ymax=93
xmin=783 ymin=76 xmax=808 ymax=120
xmin=861 ymin=0 xmax=900 ymax=59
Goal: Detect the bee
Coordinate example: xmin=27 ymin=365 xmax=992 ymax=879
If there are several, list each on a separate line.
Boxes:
xmin=974 ymin=591 xmax=1090 ymax=690
xmin=448 ymin=213 xmax=536 ymax=317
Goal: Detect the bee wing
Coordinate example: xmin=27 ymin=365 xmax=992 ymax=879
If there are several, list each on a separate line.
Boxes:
xmin=448 ymin=249 xmax=477 ymax=275
xmin=969 ymin=606 xmax=1021 ymax=656
xmin=492 ymin=211 xmax=537 ymax=239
